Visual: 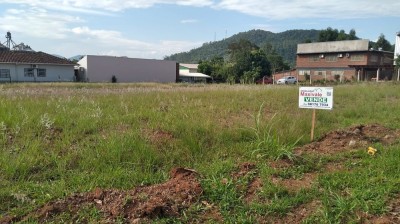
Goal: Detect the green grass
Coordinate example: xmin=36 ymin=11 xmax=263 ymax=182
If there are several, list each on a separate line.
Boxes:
xmin=1 ymin=82 xmax=400 ymax=223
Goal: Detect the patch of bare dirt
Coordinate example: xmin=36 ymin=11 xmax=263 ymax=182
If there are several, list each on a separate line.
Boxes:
xmin=245 ymin=177 xmax=263 ymax=203
xmin=323 ymin=161 xmax=346 ymax=172
xmin=1 ymin=168 xmax=202 ymax=224
xmin=259 ymin=200 xmax=322 ymax=224
xmin=142 ymin=128 xmax=175 ymax=147
xmin=231 ymin=162 xmax=264 ymax=204
xmin=268 ymin=159 xmax=293 ymax=170
xmin=271 ymin=173 xmax=317 ymax=193
xmin=232 ymin=162 xmax=257 ymax=180
xmin=193 ymin=201 xmax=224 ymax=223
xmin=295 ymin=124 xmax=400 ymax=155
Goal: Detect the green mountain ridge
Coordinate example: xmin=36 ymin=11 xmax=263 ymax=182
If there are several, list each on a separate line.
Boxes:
xmin=165 ymin=29 xmax=321 ymax=66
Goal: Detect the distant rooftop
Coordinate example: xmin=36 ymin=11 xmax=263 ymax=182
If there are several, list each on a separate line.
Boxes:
xmin=180 ymin=63 xmax=199 ymax=69
xmin=297 ymin=40 xmax=370 ymax=54
xmin=0 ymin=51 xmax=75 ymax=65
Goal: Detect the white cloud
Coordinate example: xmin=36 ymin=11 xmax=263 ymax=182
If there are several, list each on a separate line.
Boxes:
xmin=216 ymin=0 xmax=400 ymax=19
xmin=180 ymin=19 xmax=198 ymax=24
xmin=1 ymin=0 xmax=399 ymax=18
xmin=0 ymin=3 xmax=202 ymax=59
xmin=0 ymin=8 xmax=82 ymax=39
xmin=0 ymin=0 xmax=214 ymax=13
xmin=70 ymin=26 xmax=202 ymax=58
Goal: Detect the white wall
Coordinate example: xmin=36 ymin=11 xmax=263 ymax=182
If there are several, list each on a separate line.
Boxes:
xmin=395 ymin=33 xmax=400 ymax=64
xmin=78 ymin=55 xmax=177 ymax=83
xmin=0 ymin=63 xmax=75 ymax=82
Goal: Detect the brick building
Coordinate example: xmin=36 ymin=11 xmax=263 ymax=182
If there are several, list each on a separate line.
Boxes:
xmin=296 ymin=40 xmax=394 ymax=82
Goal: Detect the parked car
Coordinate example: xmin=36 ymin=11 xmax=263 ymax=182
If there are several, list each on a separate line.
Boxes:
xmin=276 ymin=76 xmax=297 ymax=84
xmin=256 ymin=76 xmax=273 ymax=84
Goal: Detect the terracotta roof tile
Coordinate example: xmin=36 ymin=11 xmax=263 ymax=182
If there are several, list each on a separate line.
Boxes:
xmin=0 ymin=51 xmax=75 ymax=65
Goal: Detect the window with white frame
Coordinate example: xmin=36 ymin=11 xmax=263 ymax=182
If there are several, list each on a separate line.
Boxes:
xmin=331 ymin=71 xmax=344 ymax=76
xmin=37 ymin=69 xmax=46 ymax=77
xmin=0 ymin=69 xmax=10 ymax=78
xmin=24 ymin=68 xmax=34 ymax=77
xmin=298 ymin=70 xmax=310 ymax=76
xmin=316 ymin=71 xmax=326 ymax=76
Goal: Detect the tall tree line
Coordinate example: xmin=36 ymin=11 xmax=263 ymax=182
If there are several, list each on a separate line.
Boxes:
xmin=198 ymin=39 xmax=289 ymax=83
xmin=318 ymin=27 xmax=394 ymax=52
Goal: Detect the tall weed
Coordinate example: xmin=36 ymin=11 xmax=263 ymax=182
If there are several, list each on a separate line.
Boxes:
xmin=251 ymin=103 xmax=302 ymax=161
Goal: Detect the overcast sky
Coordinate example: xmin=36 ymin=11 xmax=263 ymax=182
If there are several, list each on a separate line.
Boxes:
xmin=0 ymin=0 xmax=399 ymax=59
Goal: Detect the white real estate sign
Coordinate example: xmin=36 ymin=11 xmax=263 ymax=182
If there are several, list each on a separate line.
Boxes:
xmin=299 ymin=87 xmax=333 ymax=110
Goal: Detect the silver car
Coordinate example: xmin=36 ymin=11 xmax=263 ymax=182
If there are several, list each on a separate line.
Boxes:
xmin=276 ymin=76 xmax=297 ymax=84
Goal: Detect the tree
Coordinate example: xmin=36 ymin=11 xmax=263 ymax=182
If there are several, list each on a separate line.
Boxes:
xmin=374 ymin=34 xmax=392 ymax=51
xmin=228 ymin=39 xmax=259 ymax=61
xmin=198 ymin=61 xmax=213 ymax=76
xmin=261 ymin=43 xmax=289 ymax=75
xmin=348 ymin=29 xmax=357 ymax=40
xmin=318 ymin=27 xmax=358 ymax=42
xmin=318 ymin=27 xmax=339 ymax=42
xmin=337 ymin=30 xmax=347 ymax=41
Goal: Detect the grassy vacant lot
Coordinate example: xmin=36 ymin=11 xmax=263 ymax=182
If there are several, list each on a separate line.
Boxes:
xmin=0 ymin=82 xmax=400 ymax=223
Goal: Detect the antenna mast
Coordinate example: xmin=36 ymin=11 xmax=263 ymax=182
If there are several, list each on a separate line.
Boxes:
xmin=5 ymin=31 xmax=12 ymax=49
xmin=2 ymin=32 xmax=33 ymax=51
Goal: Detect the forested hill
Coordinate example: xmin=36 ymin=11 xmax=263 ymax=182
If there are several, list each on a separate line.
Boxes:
xmin=164 ymin=29 xmax=320 ymax=65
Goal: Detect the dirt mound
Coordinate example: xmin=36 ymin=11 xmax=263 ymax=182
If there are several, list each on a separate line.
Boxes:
xmin=295 ymin=124 xmax=400 ymax=155
xmin=2 ymin=167 xmax=202 ymax=223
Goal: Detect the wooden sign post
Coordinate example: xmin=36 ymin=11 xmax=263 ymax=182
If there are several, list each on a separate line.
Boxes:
xmin=311 ymin=109 xmax=316 ymax=141
xmin=299 ymin=87 xmax=333 ymax=141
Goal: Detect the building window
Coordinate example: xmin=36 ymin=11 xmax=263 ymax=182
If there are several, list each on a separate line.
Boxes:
xmin=316 ymin=71 xmax=326 ymax=76
xmin=24 ymin=68 xmax=34 ymax=77
xmin=331 ymin=71 xmax=344 ymax=76
xmin=298 ymin=70 xmax=310 ymax=76
xmin=0 ymin=69 xmax=10 ymax=78
xmin=370 ymin=55 xmax=378 ymax=63
xmin=309 ymin=55 xmax=320 ymax=62
xmin=37 ymin=69 xmax=46 ymax=77
xmin=350 ymin=54 xmax=365 ymax=61
xmin=331 ymin=71 xmax=344 ymax=81
xmin=326 ymin=55 xmax=337 ymax=62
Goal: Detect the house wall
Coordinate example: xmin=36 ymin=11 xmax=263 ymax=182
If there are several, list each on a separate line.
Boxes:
xmin=0 ymin=63 xmax=75 ymax=82
xmin=79 ymin=55 xmax=177 ymax=83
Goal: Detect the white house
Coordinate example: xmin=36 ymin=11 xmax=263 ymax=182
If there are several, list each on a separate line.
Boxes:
xmin=0 ymin=50 xmax=76 ymax=82
xmin=179 ymin=63 xmax=211 ymax=83
xmin=77 ymin=55 xmax=178 ymax=83
xmin=394 ymin=32 xmax=400 ymax=81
